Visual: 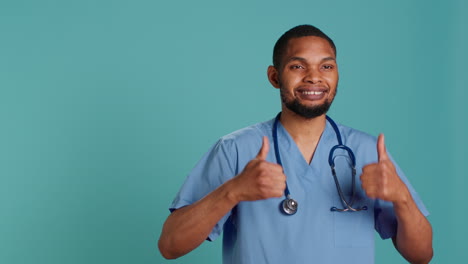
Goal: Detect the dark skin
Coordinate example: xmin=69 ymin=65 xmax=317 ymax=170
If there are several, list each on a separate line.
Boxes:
xmin=158 ymin=136 xmax=285 ymax=259
xmin=362 ymin=134 xmax=433 ymax=264
xmin=159 ymin=36 xmax=433 ymax=263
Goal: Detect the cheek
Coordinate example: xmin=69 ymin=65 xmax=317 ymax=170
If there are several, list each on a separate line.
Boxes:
xmin=278 ymin=77 xmax=294 ymax=91
xmin=326 ymin=75 xmax=339 ymax=88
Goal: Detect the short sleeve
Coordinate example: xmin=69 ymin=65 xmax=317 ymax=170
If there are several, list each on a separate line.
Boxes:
xmin=374 ymin=154 xmax=429 ymax=240
xmin=169 ymin=138 xmax=238 ymax=241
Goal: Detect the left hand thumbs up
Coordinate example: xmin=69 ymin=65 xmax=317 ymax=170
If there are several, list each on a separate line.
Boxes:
xmin=361 ymin=134 xmax=408 ymax=203
xmin=377 ymin=134 xmax=389 ymax=162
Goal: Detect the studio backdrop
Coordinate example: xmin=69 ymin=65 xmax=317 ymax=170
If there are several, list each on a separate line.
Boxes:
xmin=0 ymin=0 xmax=466 ymax=263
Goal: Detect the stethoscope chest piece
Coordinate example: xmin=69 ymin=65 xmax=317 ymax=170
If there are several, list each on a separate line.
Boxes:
xmin=281 ymin=197 xmax=298 ymax=215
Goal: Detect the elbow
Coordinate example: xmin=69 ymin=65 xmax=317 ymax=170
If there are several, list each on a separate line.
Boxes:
xmin=416 ymin=237 xmax=434 ymax=264
xmin=158 ymin=237 xmax=181 ymax=260
xmin=407 ymin=246 xmax=433 ymax=264
xmin=418 ymin=247 xmax=434 ymax=264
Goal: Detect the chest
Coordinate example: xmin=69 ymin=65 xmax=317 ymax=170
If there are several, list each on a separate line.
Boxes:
xmin=296 ymin=139 xmax=319 ymax=164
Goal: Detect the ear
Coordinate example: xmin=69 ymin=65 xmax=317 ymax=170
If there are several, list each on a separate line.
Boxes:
xmin=267 ymin=65 xmax=280 ymax=89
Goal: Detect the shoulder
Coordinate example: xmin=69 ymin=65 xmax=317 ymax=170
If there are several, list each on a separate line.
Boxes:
xmin=330 ymin=119 xmax=378 ymax=161
xmin=217 ymin=118 xmax=275 ymax=148
xmin=197 ymin=118 xmax=275 ymax=174
xmin=336 ymin=122 xmax=376 ymax=145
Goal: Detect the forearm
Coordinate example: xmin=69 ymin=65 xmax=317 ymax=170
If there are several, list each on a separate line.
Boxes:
xmin=158 ymin=179 xmax=239 ymax=259
xmin=159 ymin=138 xmax=285 ymax=259
xmin=393 ymin=189 xmax=433 ymax=264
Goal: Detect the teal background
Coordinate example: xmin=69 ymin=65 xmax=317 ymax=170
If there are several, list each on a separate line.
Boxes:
xmin=1 ymin=0 xmax=466 ymax=263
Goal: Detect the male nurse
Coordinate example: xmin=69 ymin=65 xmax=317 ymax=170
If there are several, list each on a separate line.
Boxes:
xmin=159 ymin=25 xmax=433 ymax=264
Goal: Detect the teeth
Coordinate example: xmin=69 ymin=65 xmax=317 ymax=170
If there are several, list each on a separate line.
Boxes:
xmin=302 ymin=91 xmax=323 ymax=95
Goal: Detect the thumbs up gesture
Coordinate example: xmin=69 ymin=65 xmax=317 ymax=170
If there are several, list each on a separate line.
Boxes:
xmin=360 ymin=134 xmax=408 ymax=203
xmin=231 ymin=136 xmax=286 ymax=202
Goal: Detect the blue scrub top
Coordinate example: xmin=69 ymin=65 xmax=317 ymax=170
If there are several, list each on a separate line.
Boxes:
xmin=170 ymin=117 xmax=429 ymax=264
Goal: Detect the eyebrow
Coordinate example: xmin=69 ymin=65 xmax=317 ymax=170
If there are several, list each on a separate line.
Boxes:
xmin=286 ymin=56 xmax=336 ymax=64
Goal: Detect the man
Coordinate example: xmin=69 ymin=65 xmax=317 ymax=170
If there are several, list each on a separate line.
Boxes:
xmin=159 ymin=25 xmax=433 ymax=264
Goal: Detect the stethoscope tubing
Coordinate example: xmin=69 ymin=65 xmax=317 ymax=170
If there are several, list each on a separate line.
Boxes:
xmin=272 ymin=112 xmax=367 ymax=214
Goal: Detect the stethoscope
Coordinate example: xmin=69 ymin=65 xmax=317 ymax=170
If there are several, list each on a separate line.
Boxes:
xmin=273 ymin=112 xmax=368 ymax=215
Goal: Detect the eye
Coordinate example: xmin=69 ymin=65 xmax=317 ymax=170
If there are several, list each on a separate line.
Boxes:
xmin=322 ymin=64 xmax=335 ymax=70
xmin=290 ymin=65 xmax=305 ymax=70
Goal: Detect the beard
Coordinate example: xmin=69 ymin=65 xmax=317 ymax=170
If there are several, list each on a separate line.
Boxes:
xmin=279 ymin=86 xmax=337 ymax=119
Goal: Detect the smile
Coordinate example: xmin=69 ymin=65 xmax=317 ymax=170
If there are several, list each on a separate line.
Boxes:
xmin=302 ymin=91 xmax=323 ymax=95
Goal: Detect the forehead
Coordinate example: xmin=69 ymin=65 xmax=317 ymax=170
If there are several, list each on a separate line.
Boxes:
xmin=282 ymin=36 xmax=336 ymax=62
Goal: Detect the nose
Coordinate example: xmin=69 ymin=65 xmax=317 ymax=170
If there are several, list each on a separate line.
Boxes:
xmin=304 ymin=68 xmax=322 ymax=83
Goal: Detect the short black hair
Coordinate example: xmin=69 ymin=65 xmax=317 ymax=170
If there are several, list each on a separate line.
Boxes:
xmin=273 ymin=25 xmax=336 ymax=68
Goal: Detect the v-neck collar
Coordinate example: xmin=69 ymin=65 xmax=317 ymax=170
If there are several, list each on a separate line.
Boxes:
xmin=276 ymin=118 xmax=336 ymax=169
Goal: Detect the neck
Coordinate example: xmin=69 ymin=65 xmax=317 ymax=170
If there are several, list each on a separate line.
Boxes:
xmin=279 ymin=107 xmax=327 ymax=140
xmin=279 ymin=107 xmax=327 ymax=164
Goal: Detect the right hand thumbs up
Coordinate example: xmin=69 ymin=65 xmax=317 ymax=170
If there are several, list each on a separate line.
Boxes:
xmin=256 ymin=136 xmax=270 ymax=160
xmin=231 ymin=136 xmax=286 ymax=202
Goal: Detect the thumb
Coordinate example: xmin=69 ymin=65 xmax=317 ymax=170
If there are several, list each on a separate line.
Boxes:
xmin=256 ymin=136 xmax=270 ymax=160
xmin=377 ymin=133 xmax=389 ymax=162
